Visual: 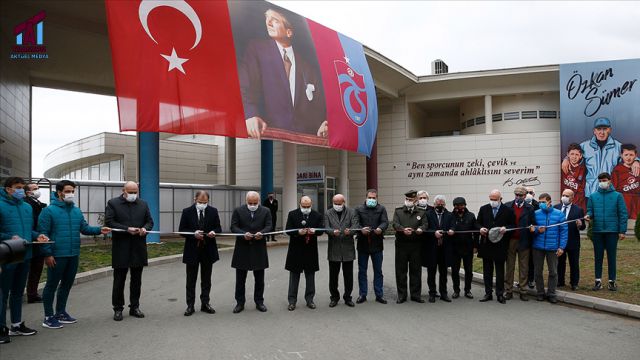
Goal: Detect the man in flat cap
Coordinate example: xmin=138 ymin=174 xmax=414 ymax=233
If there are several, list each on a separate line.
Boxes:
xmin=450 ymin=197 xmax=478 ymax=299
xmin=392 ymin=190 xmax=428 ymax=303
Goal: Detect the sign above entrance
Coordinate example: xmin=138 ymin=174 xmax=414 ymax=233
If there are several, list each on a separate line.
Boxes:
xmin=297 ymin=166 xmax=325 ymax=184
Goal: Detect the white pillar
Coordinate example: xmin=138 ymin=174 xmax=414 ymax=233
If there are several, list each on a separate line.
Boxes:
xmin=340 ymin=150 xmax=349 ymax=205
xmin=225 ymin=137 xmax=236 ymax=185
xmin=484 ymin=95 xmax=493 ymax=135
xmin=283 ymin=142 xmax=298 ymax=214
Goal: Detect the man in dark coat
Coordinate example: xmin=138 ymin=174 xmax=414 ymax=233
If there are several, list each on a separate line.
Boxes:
xmin=24 ymin=182 xmax=47 ymax=303
xmin=476 ymin=189 xmax=515 ymax=304
xmin=230 ymin=191 xmax=272 ymax=314
xmin=554 ymin=189 xmax=586 ymax=290
xmin=104 ymin=181 xmax=154 ymax=321
xmin=354 ymin=189 xmax=389 ymax=304
xmin=450 ymin=197 xmax=478 ymax=299
xmin=424 ymin=195 xmax=455 ymax=303
xmin=285 ymin=196 xmax=323 ymax=310
xmin=393 ymin=190 xmax=428 ymax=304
xmin=262 ymin=192 xmax=278 ymax=242
xmin=324 ymin=194 xmax=360 ymax=308
xmin=503 ymin=186 xmax=536 ymax=301
xmin=178 ymin=190 xmax=222 ymax=316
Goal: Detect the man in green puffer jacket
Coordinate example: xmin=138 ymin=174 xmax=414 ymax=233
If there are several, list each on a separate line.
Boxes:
xmin=586 ymin=172 xmax=629 ymax=292
xmin=38 ymin=180 xmax=110 ymax=329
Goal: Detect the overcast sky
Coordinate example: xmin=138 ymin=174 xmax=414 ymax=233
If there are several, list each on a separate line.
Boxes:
xmin=31 ymin=1 xmax=640 ymax=177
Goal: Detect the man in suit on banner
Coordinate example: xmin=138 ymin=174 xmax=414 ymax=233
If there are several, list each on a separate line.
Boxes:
xmin=554 ymin=189 xmax=586 ymax=291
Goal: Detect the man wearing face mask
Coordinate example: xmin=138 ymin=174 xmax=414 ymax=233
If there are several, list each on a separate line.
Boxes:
xmin=476 ymin=189 xmax=515 ymax=304
xmin=24 ymin=182 xmax=47 ymax=304
xmin=285 ymin=196 xmax=323 ymax=310
xmin=230 ymin=191 xmax=272 ymax=314
xmin=585 ymin=172 xmax=628 ymax=291
xmin=354 ymin=189 xmax=389 ymax=304
xmin=324 ymin=194 xmax=360 ymax=307
xmin=524 ymin=186 xmax=539 ymax=290
xmin=424 ymin=195 xmax=455 ymax=303
xmin=531 ymin=193 xmax=568 ymax=303
xmin=392 ymin=190 xmax=428 ymax=304
xmin=0 ymin=177 xmax=49 ymax=344
xmin=554 ymin=189 xmax=586 ymax=291
xmin=416 ymin=190 xmax=432 ymax=211
xmin=450 ymin=197 xmax=478 ymax=300
xmin=503 ymin=186 xmax=536 ymax=301
xmin=38 ymin=180 xmax=111 ymax=328
xmin=105 ymin=181 xmax=154 ymax=321
xmin=178 ymin=190 xmax=221 ymax=316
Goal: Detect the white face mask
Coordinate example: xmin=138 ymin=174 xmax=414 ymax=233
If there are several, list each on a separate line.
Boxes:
xmin=404 ymin=200 xmax=415 ymax=208
xmin=300 ymin=207 xmax=311 ymax=215
xmin=126 ymin=193 xmax=137 ymax=203
xmin=63 ymin=193 xmax=75 ymax=204
xmin=525 ymin=194 xmax=534 ymax=203
xmin=30 ymin=190 xmax=41 ymax=199
xmin=196 ymin=203 xmax=207 ymax=211
xmin=417 ymin=199 xmax=428 ymax=207
xmin=333 ymin=204 xmax=344 ymax=212
xmin=247 ymin=204 xmax=259 ymax=212
xmin=561 ymin=196 xmax=571 ymax=205
xmin=489 ymin=200 xmax=500 ymax=208
xmin=598 ymin=181 xmax=609 ymax=190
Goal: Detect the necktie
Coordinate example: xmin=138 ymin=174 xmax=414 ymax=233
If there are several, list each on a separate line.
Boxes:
xmin=283 ymin=49 xmax=292 ymax=80
xmin=492 ymin=207 xmax=498 ymax=218
xmin=198 ymin=210 xmax=204 ymax=228
xmin=437 ymin=213 xmax=442 ymax=227
xmin=562 ymin=206 xmax=569 ymax=218
xmin=250 ymin=211 xmax=254 ymax=219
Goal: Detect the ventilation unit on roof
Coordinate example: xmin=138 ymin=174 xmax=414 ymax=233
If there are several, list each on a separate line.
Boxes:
xmin=431 ymin=59 xmax=448 ymax=75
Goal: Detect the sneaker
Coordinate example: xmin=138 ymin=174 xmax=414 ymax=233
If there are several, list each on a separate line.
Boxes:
xmin=608 ymin=280 xmax=618 ymax=291
xmin=9 ymin=322 xmax=38 ymax=336
xmin=42 ymin=316 xmax=64 ymax=329
xmin=55 ymin=312 xmax=77 ymax=324
xmin=0 ymin=326 xmax=10 ymax=344
xmin=592 ymin=280 xmax=602 ymax=291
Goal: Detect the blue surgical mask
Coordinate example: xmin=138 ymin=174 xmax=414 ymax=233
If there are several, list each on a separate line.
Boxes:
xmin=366 ymin=199 xmax=377 ymax=208
xmin=539 ymin=202 xmax=548 ymax=210
xmin=12 ymin=188 xmax=25 ymax=200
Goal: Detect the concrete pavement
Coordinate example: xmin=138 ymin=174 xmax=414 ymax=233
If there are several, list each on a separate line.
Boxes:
xmin=2 ymin=241 xmax=639 ymax=360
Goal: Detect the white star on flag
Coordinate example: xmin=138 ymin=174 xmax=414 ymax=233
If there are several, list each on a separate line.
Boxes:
xmin=344 ymin=56 xmax=350 ymax=64
xmin=161 ymin=47 xmax=189 ymax=74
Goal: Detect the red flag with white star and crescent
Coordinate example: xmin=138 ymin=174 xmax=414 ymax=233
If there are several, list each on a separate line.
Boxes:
xmin=105 ymin=0 xmax=247 ymax=137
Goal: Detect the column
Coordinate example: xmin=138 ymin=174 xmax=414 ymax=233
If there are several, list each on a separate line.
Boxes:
xmin=137 ymin=132 xmax=160 ymax=243
xmin=225 ymin=137 xmax=236 ymax=185
xmin=340 ymin=150 xmax=349 ymax=204
xmin=283 ymin=143 xmax=297 ymax=216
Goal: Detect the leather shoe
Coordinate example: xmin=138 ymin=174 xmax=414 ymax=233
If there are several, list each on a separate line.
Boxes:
xmin=287 ymin=304 xmax=296 ymax=311
xmin=184 ymin=306 xmax=195 ymax=316
xmin=497 ymin=295 xmax=506 ymax=304
xmin=548 ymin=297 xmax=558 ymax=304
xmin=428 ymin=295 xmax=436 ymax=303
xmin=344 ymin=300 xmax=355 ymax=307
xmin=306 ymin=302 xmax=316 ymax=309
xmin=411 ymin=297 xmax=426 ymax=303
xmin=536 ymin=295 xmax=545 ymax=301
xmin=129 ymin=308 xmax=145 ymax=318
xmin=479 ymin=294 xmax=493 ymax=302
xmin=520 ymin=294 xmax=529 ymax=301
xmin=440 ymin=294 xmax=452 ymax=302
xmin=505 ymin=292 xmax=513 ymax=300
xmin=329 ymin=300 xmax=338 ymax=308
xmin=452 ymin=292 xmax=460 ymax=299
xmin=571 ymin=285 xmax=578 ymax=291
xmin=256 ymin=303 xmax=268 ymax=312
xmin=113 ymin=310 xmax=123 ymax=321
xmin=375 ymin=297 xmax=387 ymax=304
xmin=356 ymin=296 xmax=367 ymax=304
xmin=233 ymin=304 xmax=244 ymax=314
xmin=201 ymin=303 xmax=216 ymax=314
xmin=396 ymin=297 xmax=406 ymax=304
xmin=464 ymin=291 xmax=474 ymax=299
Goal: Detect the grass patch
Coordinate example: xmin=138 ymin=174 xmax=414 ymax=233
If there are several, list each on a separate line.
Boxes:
xmin=472 ymin=237 xmax=640 ymax=305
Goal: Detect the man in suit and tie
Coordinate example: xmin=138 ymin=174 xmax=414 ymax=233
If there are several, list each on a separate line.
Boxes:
xmin=324 ymin=194 xmax=360 ymax=308
xmin=476 ymin=189 xmax=515 ymax=304
xmin=262 ymin=192 xmax=278 ymax=242
xmin=230 ymin=191 xmax=272 ymax=314
xmin=554 ymin=189 xmax=586 ymax=290
xmin=178 ymin=191 xmax=222 ymax=316
xmin=239 ymin=8 xmax=328 ymax=139
xmin=424 ymin=195 xmax=455 ymax=303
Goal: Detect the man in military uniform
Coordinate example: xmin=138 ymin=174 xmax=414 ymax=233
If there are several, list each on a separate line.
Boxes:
xmin=392 ymin=190 xmax=428 ymax=304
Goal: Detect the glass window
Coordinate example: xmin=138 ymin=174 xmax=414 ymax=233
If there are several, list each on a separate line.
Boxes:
xmin=521 ymin=111 xmax=537 ymax=119
xmin=504 ymin=112 xmax=519 ymax=120
xmin=173 ymin=188 xmax=192 ymax=211
xmin=100 ymin=162 xmax=109 ymax=180
xmin=110 ymin=160 xmax=121 ymax=181
xmin=539 ymin=110 xmax=557 ymax=119
xmin=79 ymin=185 xmax=89 ymax=211
xmin=492 ymin=113 xmax=502 ymax=122
xmin=90 ymin=164 xmax=99 ymax=180
xmin=466 ymin=119 xmax=474 ymax=127
xmin=89 ymin=186 xmax=105 ymax=212
xmin=475 ymin=116 xmax=485 ymax=125
xmin=160 ymin=188 xmax=173 ymax=212
xmin=81 ymin=167 xmax=89 ymax=180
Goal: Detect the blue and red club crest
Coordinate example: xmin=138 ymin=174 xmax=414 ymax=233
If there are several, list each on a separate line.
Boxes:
xmin=334 ymin=59 xmax=368 ymax=127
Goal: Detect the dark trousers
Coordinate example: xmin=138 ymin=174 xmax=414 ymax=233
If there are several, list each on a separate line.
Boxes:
xmin=395 ymin=242 xmax=421 ymax=300
xmin=270 ymin=215 xmax=277 ymax=240
xmin=533 ymin=249 xmax=559 ymax=297
xmin=557 ymin=249 xmax=580 ymax=287
xmin=482 ymin=257 xmax=505 ymax=296
xmin=43 ymin=256 xmax=79 ymax=317
xmin=592 ymin=232 xmax=618 ymax=281
xmin=451 ymin=252 xmax=473 ymax=293
xmin=329 ymin=261 xmax=353 ymax=301
xmin=185 ymin=261 xmax=213 ymax=307
xmin=357 ymin=251 xmax=383 ymax=298
xmin=288 ymin=270 xmax=315 ymax=305
xmin=0 ymin=260 xmax=30 ymax=327
xmin=235 ymin=269 xmax=265 ymax=305
xmin=112 ymin=267 xmax=143 ymax=311
xmin=427 ymin=246 xmax=449 ymax=296
xmin=27 ymin=256 xmax=45 ymax=299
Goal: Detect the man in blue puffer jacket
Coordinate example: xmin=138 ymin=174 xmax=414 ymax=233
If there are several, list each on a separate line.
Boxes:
xmin=532 ymin=193 xmax=568 ymax=304
xmin=38 ymin=180 xmax=110 ymax=329
xmin=0 ymin=177 xmax=48 ymax=344
xmin=585 ymin=172 xmax=628 ymax=292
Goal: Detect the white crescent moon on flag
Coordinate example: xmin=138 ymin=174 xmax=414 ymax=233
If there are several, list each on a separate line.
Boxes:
xmin=139 ymin=0 xmax=202 ymax=50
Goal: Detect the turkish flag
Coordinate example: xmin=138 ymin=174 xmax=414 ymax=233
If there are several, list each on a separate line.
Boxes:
xmin=105 ymin=0 xmax=247 ymax=137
